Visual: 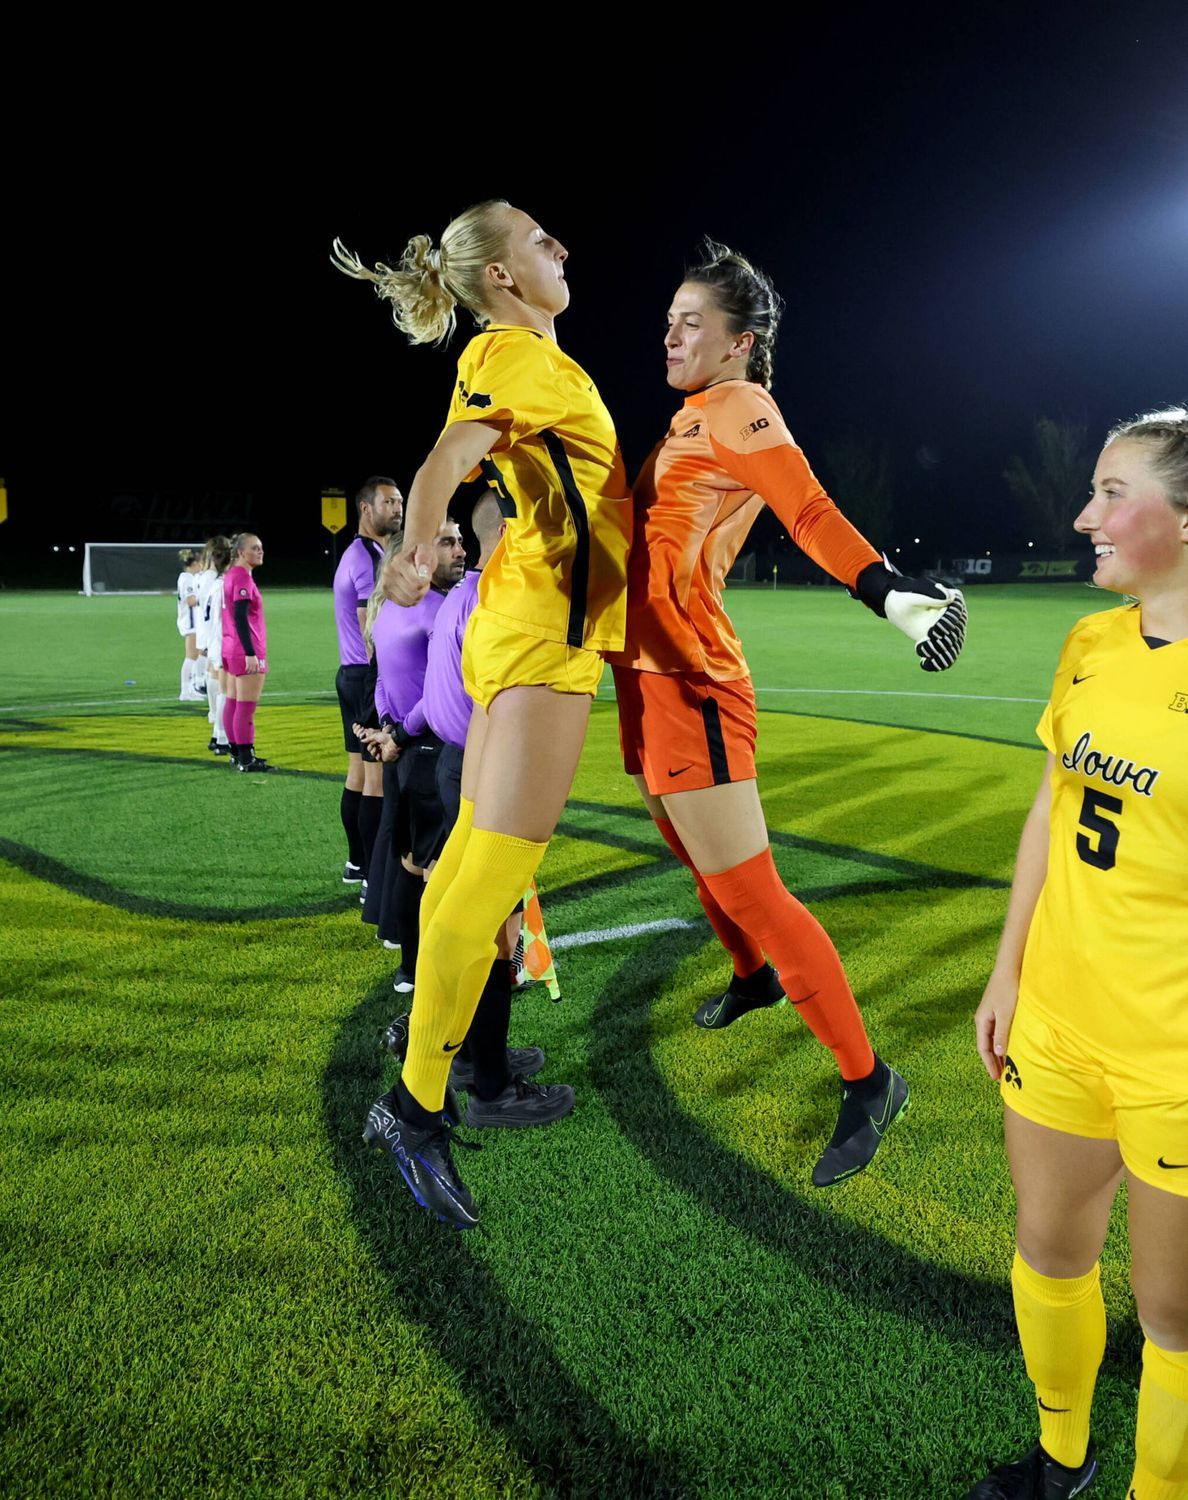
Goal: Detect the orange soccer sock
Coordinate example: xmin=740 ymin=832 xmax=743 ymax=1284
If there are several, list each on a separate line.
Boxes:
xmin=701 ymin=846 xmax=874 ymax=1080
xmin=654 ymin=818 xmax=765 ymax=978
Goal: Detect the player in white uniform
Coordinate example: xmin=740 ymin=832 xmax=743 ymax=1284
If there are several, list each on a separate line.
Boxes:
xmin=197 ymin=537 xmax=232 ymax=754
xmin=966 ymin=407 xmax=1188 ymax=1500
xmin=176 ymin=551 xmax=205 ymax=701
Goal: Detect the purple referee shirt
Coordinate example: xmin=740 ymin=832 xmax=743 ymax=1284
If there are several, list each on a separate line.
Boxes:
xmin=334 ymin=535 xmax=385 ymax=667
xmin=372 ymin=588 xmax=448 ymax=737
xmin=424 ymin=571 xmax=479 ymax=749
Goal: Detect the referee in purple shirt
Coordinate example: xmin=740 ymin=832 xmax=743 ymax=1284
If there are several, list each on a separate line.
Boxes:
xmin=333 ymin=477 xmax=403 ymax=889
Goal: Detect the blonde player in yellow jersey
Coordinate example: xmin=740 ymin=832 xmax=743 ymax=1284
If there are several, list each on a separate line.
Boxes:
xmin=967 ymin=408 xmax=1188 ymax=1500
xmin=332 ymin=202 xmax=631 ymax=1228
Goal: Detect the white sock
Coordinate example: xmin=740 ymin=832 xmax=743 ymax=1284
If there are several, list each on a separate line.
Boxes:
xmin=180 ymin=662 xmax=190 ymax=695
xmin=214 ymin=691 xmax=228 ymax=744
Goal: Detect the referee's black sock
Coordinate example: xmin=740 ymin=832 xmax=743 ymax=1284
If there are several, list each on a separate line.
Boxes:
xmin=467 ymin=961 xmax=514 ymax=1101
xmin=393 ymin=864 xmax=425 ymax=978
xmin=358 ymin=793 xmax=383 ymax=879
xmin=340 ymin=787 xmax=364 ymax=868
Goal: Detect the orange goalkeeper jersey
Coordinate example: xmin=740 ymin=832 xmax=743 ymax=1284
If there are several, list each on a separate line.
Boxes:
xmin=610 ymin=379 xmax=881 ymax=679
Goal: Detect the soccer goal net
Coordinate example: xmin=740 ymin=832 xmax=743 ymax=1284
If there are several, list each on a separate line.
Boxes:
xmin=82 ymin=543 xmax=205 ymax=596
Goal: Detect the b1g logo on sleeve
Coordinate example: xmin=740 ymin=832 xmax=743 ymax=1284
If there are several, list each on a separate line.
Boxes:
xmin=739 ymin=417 xmax=769 ymax=440
xmin=239 ymin=587 xmax=249 ymax=598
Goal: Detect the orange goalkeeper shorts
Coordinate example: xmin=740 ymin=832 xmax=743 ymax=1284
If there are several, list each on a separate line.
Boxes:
xmin=612 ymin=665 xmax=757 ymax=797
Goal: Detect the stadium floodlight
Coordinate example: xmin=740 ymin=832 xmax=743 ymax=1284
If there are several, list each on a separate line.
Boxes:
xmin=82 ymin=541 xmax=205 ymax=596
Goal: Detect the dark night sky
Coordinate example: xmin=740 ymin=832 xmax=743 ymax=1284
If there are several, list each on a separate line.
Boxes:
xmin=4 ymin=6 xmax=1185 ymax=581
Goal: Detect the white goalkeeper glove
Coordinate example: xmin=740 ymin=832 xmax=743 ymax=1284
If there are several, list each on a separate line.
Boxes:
xmin=852 ymin=559 xmax=968 ymax=673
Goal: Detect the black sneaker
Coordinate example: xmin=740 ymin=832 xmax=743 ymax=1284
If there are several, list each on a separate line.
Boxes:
xmin=382 ymin=1013 xmax=410 ymax=1059
xmin=212 ymin=742 xmax=230 ymax=757
xmin=450 ymin=1046 xmax=545 ymax=1091
xmin=392 ymin=969 xmax=415 ymax=995
xmin=359 ymin=879 xmax=367 ymax=906
xmin=812 ymin=1060 xmax=909 ymax=1187
xmin=342 ymin=862 xmax=364 ymax=885
xmin=963 ymin=1442 xmax=1097 ymax=1498
xmin=237 ymin=755 xmax=273 ymax=773
xmin=362 ymin=1091 xmax=479 ymax=1229
xmin=464 ymin=1075 xmax=575 ymax=1128
xmin=694 ymin=963 xmax=785 ymax=1029
xmin=208 ymin=736 xmax=218 ymax=752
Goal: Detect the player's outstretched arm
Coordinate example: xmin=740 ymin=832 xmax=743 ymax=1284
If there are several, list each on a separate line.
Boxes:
xmin=974 ymin=757 xmax=1053 ymax=1079
xmin=852 ymin=559 xmax=968 ymax=672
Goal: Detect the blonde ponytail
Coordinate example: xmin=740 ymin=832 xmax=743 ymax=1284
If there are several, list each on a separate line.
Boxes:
xmin=331 ymin=199 xmax=514 ymax=347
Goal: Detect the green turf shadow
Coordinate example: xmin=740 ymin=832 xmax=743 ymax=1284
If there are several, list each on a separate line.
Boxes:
xmin=0 ymin=838 xmax=361 ymax=924
xmin=321 ymin=977 xmax=693 ymax=1499
xmin=586 ymin=923 xmax=1138 ymax=1358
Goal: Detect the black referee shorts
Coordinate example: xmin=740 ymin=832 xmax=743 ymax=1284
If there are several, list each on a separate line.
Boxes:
xmin=396 ymin=733 xmax=448 ymax=869
xmin=336 ymin=662 xmax=378 ymax=754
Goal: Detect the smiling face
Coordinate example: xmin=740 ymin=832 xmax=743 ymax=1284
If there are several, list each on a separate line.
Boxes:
xmin=664 ymin=282 xmax=753 ymax=392
xmin=490 ymin=209 xmax=569 ymax=319
xmin=1075 ymin=439 xmax=1188 ymax=597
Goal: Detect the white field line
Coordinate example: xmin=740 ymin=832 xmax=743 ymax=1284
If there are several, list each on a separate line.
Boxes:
xmin=0 ymin=689 xmax=338 ymax=715
xmin=0 ymin=684 xmax=1045 ymax=716
xmin=551 ymin=917 xmax=699 ymax=950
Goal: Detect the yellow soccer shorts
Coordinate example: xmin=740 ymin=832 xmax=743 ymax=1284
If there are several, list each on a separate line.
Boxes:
xmin=461 ymin=606 xmax=604 ymax=710
xmin=1000 ymin=998 xmax=1188 ymax=1197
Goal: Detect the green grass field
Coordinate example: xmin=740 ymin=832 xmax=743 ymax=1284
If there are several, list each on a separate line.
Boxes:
xmin=0 ymin=584 xmax=1144 ymax=1498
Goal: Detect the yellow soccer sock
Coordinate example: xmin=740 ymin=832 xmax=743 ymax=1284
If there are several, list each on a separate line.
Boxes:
xmin=417 ymin=796 xmax=475 ymax=944
xmin=403 ymin=826 xmax=547 ymax=1112
xmin=1130 ymin=1340 xmax=1188 ymax=1499
xmin=1012 ymin=1252 xmax=1105 ymax=1469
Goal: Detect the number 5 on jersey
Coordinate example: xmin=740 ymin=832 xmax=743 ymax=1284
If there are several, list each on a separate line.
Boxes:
xmin=1077 ymin=787 xmax=1122 ymax=871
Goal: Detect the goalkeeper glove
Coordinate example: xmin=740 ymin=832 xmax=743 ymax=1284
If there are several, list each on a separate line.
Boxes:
xmin=852 ymin=559 xmax=967 ymax=673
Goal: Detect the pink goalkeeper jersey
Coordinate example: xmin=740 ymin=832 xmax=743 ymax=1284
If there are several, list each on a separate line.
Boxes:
xmin=223 ymin=566 xmax=266 ymax=657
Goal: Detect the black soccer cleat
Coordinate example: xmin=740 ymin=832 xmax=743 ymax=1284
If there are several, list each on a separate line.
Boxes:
xmin=236 ymin=755 xmax=273 ymax=773
xmin=812 ymin=1061 xmax=909 ymax=1188
xmin=342 ymin=861 xmax=364 ymax=885
xmin=391 ymin=968 xmax=415 ymax=995
xmin=963 ymin=1442 xmax=1097 ymax=1498
xmin=361 ymin=1090 xmax=479 ymax=1229
xmin=382 ymin=1012 xmax=410 ymax=1059
xmin=463 ymin=1075 xmax=575 ymax=1128
xmin=450 ymin=1046 xmax=546 ymax=1091
xmin=694 ymin=963 xmax=785 ymax=1029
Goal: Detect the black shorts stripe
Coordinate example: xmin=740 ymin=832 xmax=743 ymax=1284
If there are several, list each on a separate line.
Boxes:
xmin=541 ymin=430 xmax=590 ymax=648
xmin=479 ymin=457 xmax=517 ymax=519
xmin=700 ymin=697 xmax=731 ymax=785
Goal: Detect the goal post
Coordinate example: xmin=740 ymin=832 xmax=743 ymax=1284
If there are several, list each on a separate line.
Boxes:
xmin=82 ymin=542 xmax=205 ymax=596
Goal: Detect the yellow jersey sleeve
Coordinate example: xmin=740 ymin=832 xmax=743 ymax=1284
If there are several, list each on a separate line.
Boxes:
xmin=446 ymin=328 xmax=563 ymax=450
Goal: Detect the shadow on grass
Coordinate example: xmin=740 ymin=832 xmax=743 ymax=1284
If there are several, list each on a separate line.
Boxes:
xmin=0 ymin=838 xmax=360 ymax=924
xmin=322 ymin=977 xmax=691 ymax=1499
xmin=588 ymin=923 xmax=1087 ymax=1354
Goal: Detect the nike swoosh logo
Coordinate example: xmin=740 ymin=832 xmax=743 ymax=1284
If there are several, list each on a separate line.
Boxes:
xmin=1158 ymin=1157 xmax=1188 ymax=1169
xmin=667 ymin=765 xmax=693 ymax=778
xmin=870 ymin=1082 xmax=897 ymax=1137
xmin=442 ymin=1041 xmax=463 ymax=1053
xmin=1037 ymin=1397 xmax=1070 ymax=1412
xmin=1072 ymin=673 xmax=1095 ymax=685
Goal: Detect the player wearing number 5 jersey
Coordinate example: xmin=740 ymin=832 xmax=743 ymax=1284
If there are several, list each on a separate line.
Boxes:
xmin=967 ymin=408 xmax=1188 ymax=1500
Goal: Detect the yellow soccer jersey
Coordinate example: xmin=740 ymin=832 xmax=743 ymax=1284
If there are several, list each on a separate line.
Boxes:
xmin=443 ymin=324 xmax=632 ymax=652
xmin=1019 ymin=605 xmax=1188 ymax=1085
